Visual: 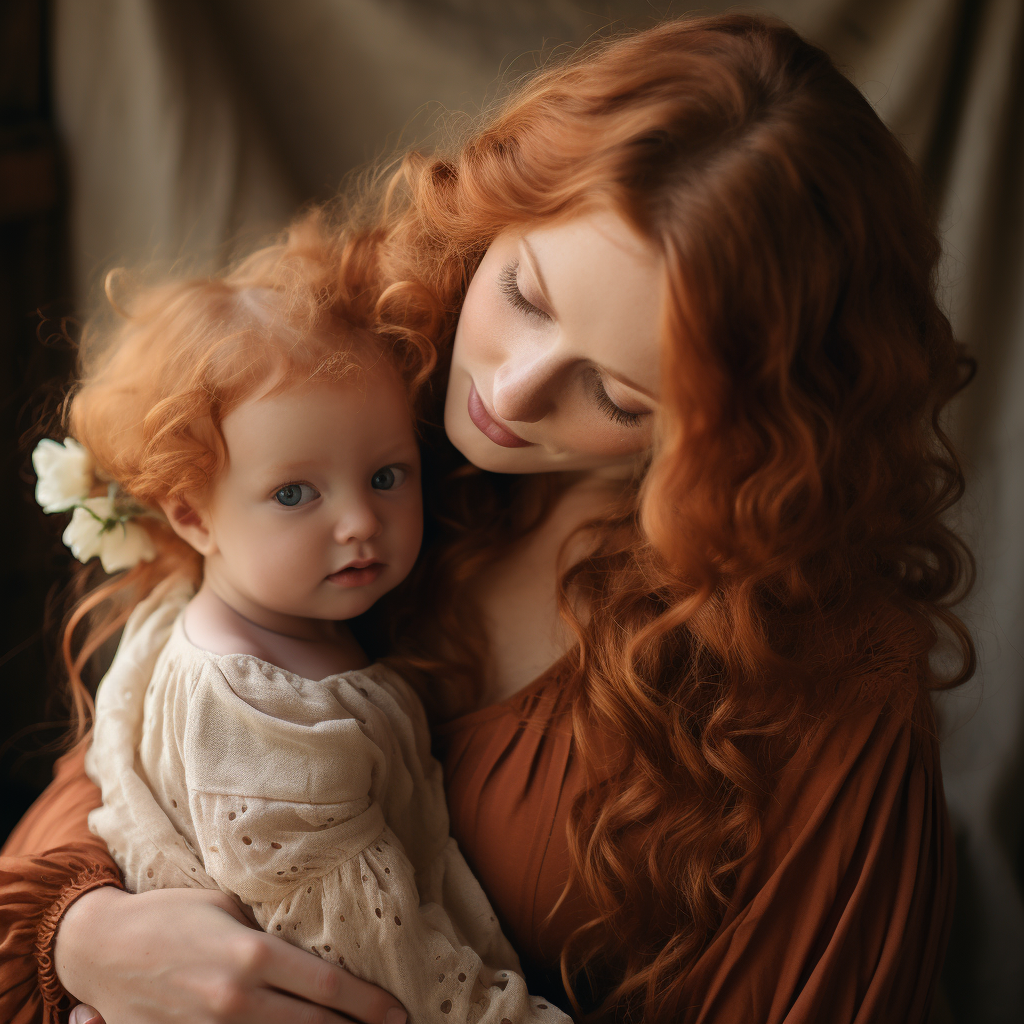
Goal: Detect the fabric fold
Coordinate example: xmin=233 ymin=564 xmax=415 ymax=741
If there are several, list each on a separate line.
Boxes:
xmin=0 ymin=847 xmax=124 ymax=1024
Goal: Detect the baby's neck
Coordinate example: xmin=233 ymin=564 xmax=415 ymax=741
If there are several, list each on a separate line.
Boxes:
xmin=183 ymin=582 xmax=370 ymax=681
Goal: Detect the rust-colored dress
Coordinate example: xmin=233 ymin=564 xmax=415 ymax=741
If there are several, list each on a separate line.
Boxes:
xmin=1 ymin=657 xmax=953 ymax=1024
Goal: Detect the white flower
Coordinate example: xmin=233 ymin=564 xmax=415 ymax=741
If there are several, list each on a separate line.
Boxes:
xmin=62 ymin=499 xmax=108 ymax=562
xmin=61 ymin=497 xmax=157 ymax=572
xmin=62 ymin=497 xmax=114 ymax=563
xmin=98 ymin=520 xmax=157 ymax=573
xmin=33 ymin=438 xmax=94 ymax=512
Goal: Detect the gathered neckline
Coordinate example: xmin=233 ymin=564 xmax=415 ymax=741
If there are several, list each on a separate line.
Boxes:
xmin=435 ymin=651 xmax=574 ymax=735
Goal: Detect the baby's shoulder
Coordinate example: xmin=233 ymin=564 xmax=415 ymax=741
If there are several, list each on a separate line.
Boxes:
xmin=345 ymin=662 xmax=431 ymax=737
xmin=177 ymin=636 xmax=417 ymax=738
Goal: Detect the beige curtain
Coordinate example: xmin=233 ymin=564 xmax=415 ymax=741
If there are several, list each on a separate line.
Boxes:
xmin=52 ymin=2 xmax=1024 ymax=1021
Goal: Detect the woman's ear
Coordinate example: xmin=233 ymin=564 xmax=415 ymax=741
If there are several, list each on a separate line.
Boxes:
xmin=159 ymin=495 xmax=216 ymax=556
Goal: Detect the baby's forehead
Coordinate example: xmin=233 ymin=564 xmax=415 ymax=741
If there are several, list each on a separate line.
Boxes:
xmin=222 ymin=365 xmax=416 ymax=456
xmin=259 ymin=344 xmax=407 ymax=405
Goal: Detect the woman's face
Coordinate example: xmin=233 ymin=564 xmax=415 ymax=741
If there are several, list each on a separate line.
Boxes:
xmin=444 ymin=210 xmax=665 ymax=476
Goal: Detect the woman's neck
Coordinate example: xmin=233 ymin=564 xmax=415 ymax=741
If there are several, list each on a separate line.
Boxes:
xmin=469 ymin=471 xmax=634 ymax=707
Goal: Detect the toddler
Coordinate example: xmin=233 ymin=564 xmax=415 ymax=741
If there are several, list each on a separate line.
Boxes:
xmin=35 ymin=222 xmax=567 ymax=1024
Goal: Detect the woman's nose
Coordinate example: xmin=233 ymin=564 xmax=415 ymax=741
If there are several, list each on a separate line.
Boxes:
xmin=490 ymin=347 xmax=564 ymax=423
xmin=333 ymin=501 xmax=382 ymax=545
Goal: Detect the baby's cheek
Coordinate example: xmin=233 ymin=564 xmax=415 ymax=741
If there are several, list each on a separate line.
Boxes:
xmin=244 ymin=531 xmax=313 ymax=598
xmin=402 ymin=507 xmax=426 ymax=569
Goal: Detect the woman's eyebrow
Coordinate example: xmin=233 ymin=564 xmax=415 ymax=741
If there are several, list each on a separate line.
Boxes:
xmin=519 ymin=237 xmax=555 ymax=309
xmin=603 ymin=367 xmax=658 ymax=400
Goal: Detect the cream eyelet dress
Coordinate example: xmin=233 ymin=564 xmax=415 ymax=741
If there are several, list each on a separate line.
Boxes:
xmin=85 ymin=578 xmax=567 ymax=1024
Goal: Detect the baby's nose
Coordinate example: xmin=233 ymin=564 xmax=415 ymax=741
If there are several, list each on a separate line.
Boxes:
xmin=333 ymin=503 xmax=382 ymax=544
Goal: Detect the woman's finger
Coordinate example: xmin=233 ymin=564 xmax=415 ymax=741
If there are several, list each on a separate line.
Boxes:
xmin=68 ymin=1005 xmax=103 ymax=1024
xmin=254 ymin=933 xmax=407 ymax=1024
xmin=247 ymin=985 xmax=361 ymax=1024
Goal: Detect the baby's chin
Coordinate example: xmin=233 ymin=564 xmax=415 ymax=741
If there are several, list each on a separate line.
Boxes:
xmin=320 ymin=590 xmax=390 ymax=622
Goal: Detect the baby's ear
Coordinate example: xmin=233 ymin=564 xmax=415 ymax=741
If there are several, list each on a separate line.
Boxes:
xmin=159 ymin=495 xmax=216 ymax=556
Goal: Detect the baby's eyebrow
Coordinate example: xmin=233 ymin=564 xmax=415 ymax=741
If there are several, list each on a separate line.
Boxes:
xmin=368 ymin=438 xmax=420 ymax=460
xmin=260 ymin=460 xmax=321 ymax=476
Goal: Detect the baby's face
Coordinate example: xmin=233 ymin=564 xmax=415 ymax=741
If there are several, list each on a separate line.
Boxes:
xmin=201 ymin=361 xmax=423 ymax=626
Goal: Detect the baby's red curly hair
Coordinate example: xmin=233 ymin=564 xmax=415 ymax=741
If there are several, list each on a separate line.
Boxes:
xmin=59 ymin=213 xmax=436 ymax=737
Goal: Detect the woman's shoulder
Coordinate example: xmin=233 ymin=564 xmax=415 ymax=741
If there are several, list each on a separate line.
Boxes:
xmin=752 ymin=689 xmax=941 ymax=882
xmin=685 ymin=690 xmax=952 ymax=1020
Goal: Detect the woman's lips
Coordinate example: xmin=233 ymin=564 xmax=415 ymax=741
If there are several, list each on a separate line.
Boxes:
xmin=326 ymin=562 xmax=383 ymax=588
xmin=467 ymin=384 xmax=533 ymax=448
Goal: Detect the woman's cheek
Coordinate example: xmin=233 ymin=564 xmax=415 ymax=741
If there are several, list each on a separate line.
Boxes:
xmin=550 ymin=406 xmax=652 ymax=459
xmin=450 ymin=326 xmax=493 ymax=385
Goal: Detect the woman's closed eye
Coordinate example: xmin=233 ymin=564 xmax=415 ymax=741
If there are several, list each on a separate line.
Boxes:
xmin=273 ymin=483 xmax=320 ymax=507
xmin=498 ymin=260 xmax=550 ymax=321
xmin=589 ymin=367 xmax=648 ymax=427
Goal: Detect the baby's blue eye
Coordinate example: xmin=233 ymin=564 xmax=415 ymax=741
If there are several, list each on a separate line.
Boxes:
xmin=371 ymin=466 xmax=406 ymax=491
xmin=274 ymin=483 xmax=319 ymax=507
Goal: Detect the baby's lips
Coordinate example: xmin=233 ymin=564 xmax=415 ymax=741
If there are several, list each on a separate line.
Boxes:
xmin=329 ymin=556 xmax=383 ymax=575
xmin=325 ymin=561 xmax=385 ymax=586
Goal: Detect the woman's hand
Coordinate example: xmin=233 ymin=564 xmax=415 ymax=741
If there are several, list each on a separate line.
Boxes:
xmin=55 ymin=885 xmax=408 ymax=1024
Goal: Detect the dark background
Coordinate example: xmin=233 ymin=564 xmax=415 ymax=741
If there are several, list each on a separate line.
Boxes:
xmin=0 ymin=0 xmax=75 ymax=842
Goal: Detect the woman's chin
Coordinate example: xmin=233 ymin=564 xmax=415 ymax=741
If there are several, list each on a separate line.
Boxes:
xmin=445 ymin=430 xmax=625 ymax=477
xmin=447 ymin=429 xmax=538 ymax=474
xmin=443 ymin=395 xmax=646 ymax=476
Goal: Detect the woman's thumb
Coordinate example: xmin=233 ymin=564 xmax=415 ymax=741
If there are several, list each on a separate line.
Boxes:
xmin=68 ymin=1004 xmax=103 ymax=1024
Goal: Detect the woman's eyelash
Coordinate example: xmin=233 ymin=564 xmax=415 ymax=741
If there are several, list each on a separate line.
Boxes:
xmin=498 ymin=260 xmax=550 ymax=320
xmin=590 ymin=368 xmax=645 ymax=427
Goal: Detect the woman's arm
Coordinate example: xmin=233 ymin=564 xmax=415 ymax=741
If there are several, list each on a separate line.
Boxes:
xmin=54 ymin=884 xmax=408 ymax=1024
xmin=681 ymin=696 xmax=953 ymax=1024
xmin=1 ymin=741 xmax=408 ymax=1024
xmin=0 ymin=739 xmax=123 ymax=1024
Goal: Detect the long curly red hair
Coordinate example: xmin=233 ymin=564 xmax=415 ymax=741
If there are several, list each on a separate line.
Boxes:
xmin=363 ymin=13 xmax=975 ymax=1021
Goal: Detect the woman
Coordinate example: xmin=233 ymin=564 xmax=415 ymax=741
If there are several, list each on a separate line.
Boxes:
xmin=0 ymin=14 xmax=972 ymax=1024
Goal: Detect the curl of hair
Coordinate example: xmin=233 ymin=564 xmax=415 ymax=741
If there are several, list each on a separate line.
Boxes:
xmin=366 ymin=14 xmax=975 ymax=1020
xmin=58 ymin=210 xmax=436 ymax=744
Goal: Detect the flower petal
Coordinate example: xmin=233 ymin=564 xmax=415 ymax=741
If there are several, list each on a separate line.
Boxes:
xmin=99 ymin=521 xmax=157 ymax=573
xmin=62 ymin=507 xmax=105 ymax=563
xmin=32 ymin=438 xmax=94 ymax=512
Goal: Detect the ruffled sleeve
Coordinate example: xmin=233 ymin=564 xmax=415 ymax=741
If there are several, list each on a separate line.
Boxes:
xmin=681 ymin=694 xmax=954 ymax=1023
xmin=0 ymin=740 xmax=125 ymax=1024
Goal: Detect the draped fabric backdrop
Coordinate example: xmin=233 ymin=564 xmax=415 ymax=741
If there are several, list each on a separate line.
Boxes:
xmin=47 ymin=1 xmax=1024 ymax=1021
